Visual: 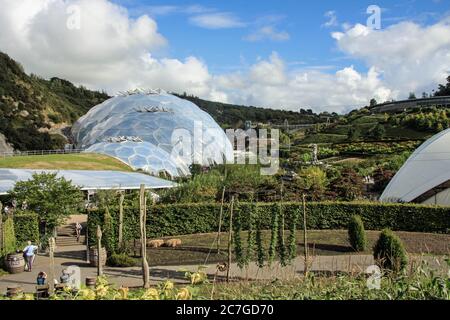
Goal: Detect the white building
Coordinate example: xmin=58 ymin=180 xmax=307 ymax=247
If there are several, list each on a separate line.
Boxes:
xmin=380 ymin=129 xmax=450 ymax=205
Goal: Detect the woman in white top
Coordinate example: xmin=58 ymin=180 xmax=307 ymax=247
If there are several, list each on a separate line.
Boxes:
xmin=23 ymin=241 xmax=38 ymax=272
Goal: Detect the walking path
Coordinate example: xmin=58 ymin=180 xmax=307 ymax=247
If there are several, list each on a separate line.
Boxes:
xmin=0 ymin=245 xmax=446 ymax=294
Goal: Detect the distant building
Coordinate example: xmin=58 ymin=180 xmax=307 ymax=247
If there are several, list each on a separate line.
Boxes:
xmin=370 ymin=96 xmax=450 ymax=113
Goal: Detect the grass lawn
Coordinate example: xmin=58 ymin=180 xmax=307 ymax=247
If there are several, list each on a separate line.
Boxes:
xmin=144 ymin=230 xmax=449 ymax=267
xmin=0 ymin=153 xmax=132 ymax=171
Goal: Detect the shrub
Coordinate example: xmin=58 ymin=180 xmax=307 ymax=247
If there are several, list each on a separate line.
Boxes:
xmin=106 ymin=253 xmax=139 ymax=267
xmin=87 ymin=201 xmax=450 ymax=248
xmin=13 ymin=212 xmax=39 ymax=246
xmin=1 ymin=216 xmax=17 ymax=255
xmin=348 ymin=215 xmax=367 ymax=252
xmin=373 ymin=229 xmax=408 ymax=272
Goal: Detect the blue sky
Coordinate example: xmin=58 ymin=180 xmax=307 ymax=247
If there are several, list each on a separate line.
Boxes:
xmin=1 ymin=0 xmax=449 ymax=112
xmin=113 ymin=0 xmax=449 ymax=74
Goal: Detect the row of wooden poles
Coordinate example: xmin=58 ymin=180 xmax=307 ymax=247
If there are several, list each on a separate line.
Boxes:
xmin=45 ymin=184 xmax=310 ymax=292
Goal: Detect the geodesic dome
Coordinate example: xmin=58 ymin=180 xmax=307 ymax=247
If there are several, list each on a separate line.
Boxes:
xmin=72 ymin=89 xmax=233 ymax=177
xmin=380 ymin=128 xmax=450 ymax=205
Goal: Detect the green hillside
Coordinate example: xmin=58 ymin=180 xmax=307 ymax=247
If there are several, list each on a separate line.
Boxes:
xmin=175 ymin=93 xmax=334 ymax=128
xmin=0 ymin=51 xmax=109 ymax=151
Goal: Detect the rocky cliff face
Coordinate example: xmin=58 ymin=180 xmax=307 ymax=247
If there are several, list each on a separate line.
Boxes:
xmin=0 ymin=133 xmax=13 ymax=153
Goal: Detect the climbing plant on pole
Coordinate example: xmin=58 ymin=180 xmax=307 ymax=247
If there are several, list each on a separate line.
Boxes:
xmin=246 ymin=201 xmax=256 ymax=265
xmin=276 ymin=204 xmax=287 ymax=267
xmin=287 ymin=207 xmax=300 ymax=263
xmin=255 ymin=216 xmax=265 ymax=268
xmin=268 ymin=204 xmax=279 ymax=265
xmin=233 ymin=201 xmax=245 ymax=269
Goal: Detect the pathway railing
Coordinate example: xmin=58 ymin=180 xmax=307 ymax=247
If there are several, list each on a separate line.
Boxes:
xmin=0 ymin=148 xmax=86 ymax=158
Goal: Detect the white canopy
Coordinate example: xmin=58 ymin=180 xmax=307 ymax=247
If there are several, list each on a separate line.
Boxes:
xmin=380 ymin=128 xmax=450 ymax=204
xmin=0 ymin=168 xmax=176 ymax=195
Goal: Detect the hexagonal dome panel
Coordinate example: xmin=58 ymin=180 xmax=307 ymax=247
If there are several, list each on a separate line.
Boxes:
xmin=72 ymin=90 xmax=233 ymax=177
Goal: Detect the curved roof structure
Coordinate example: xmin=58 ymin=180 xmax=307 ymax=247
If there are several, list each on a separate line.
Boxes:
xmin=0 ymin=169 xmax=176 ymax=195
xmin=380 ymin=128 xmax=450 ymax=204
xmin=72 ymin=90 xmax=233 ymax=177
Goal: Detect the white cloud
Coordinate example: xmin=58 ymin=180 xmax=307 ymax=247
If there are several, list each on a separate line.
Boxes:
xmin=0 ymin=0 xmax=448 ymax=114
xmin=0 ymin=0 xmax=216 ymax=97
xmin=244 ymin=26 xmax=290 ymax=42
xmin=189 ymin=12 xmax=246 ymax=29
xmin=213 ymin=53 xmax=392 ymax=113
xmin=333 ymin=19 xmax=450 ymax=96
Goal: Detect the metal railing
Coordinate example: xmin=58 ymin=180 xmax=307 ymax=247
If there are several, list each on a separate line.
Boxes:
xmin=0 ymin=148 xmax=86 ymax=158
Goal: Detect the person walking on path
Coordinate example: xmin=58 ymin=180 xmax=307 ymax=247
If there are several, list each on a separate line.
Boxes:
xmin=23 ymin=241 xmax=38 ymax=272
xmin=75 ymin=222 xmax=83 ymax=242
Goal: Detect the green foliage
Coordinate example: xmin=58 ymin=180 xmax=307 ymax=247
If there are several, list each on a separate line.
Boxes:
xmin=176 ymin=93 xmax=325 ymax=128
xmin=276 ymin=207 xmax=287 ymax=266
xmin=287 ymin=208 xmax=300 ymax=262
xmin=12 ymin=211 xmax=40 ymax=246
xmin=348 ymin=215 xmax=367 ymax=252
xmin=8 ymin=172 xmax=83 ymax=237
xmin=268 ymin=205 xmax=279 ymax=265
xmin=0 ymin=51 xmax=109 ymax=151
xmin=255 ymin=217 xmax=265 ymax=268
xmin=1 ymin=216 xmax=16 ymax=255
xmin=106 ymin=253 xmax=139 ymax=267
xmin=245 ymin=202 xmax=256 ymax=266
xmin=232 ymin=202 xmax=245 ymax=269
xmin=208 ymin=261 xmax=449 ymax=300
xmin=373 ymin=229 xmax=408 ymax=272
xmin=88 ymin=201 xmax=450 ymax=249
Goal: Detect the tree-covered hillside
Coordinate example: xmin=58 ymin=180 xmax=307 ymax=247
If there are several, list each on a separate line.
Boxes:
xmin=175 ymin=93 xmax=330 ymax=128
xmin=0 ymin=52 xmax=109 ymax=151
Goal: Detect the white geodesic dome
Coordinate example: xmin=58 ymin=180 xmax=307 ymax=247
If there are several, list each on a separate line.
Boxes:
xmin=380 ymin=128 xmax=450 ymax=205
xmin=72 ymin=89 xmax=233 ymax=177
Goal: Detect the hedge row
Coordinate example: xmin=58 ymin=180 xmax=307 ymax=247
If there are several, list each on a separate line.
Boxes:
xmin=13 ymin=213 xmax=40 ymax=246
xmin=87 ymin=201 xmax=450 ymax=251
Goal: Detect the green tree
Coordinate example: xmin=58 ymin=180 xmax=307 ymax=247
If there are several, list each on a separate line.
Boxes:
xmin=373 ymin=229 xmax=408 ymax=272
xmin=348 ymin=215 xmax=366 ymax=252
xmin=371 ymin=124 xmax=386 ymax=140
xmin=8 ymin=173 xmax=83 ymax=238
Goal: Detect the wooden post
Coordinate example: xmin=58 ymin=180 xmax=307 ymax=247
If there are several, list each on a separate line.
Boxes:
xmin=0 ymin=201 xmax=3 ymax=254
xmin=118 ymin=191 xmax=125 ymax=248
xmin=85 ymin=225 xmax=89 ymax=263
xmin=302 ymin=194 xmax=308 ymax=276
xmin=226 ymin=196 xmax=235 ymax=283
xmin=140 ymin=184 xmax=150 ymax=288
xmin=217 ymin=186 xmax=225 ymax=254
xmin=48 ymin=237 xmax=55 ymax=294
xmin=96 ymin=225 xmax=103 ymax=276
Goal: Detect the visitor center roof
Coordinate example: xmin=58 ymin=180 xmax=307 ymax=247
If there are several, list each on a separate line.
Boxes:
xmin=380 ymin=128 xmax=450 ymax=203
xmin=0 ymin=169 xmax=176 ymax=195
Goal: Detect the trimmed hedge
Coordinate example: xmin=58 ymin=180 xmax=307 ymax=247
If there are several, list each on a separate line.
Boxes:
xmin=13 ymin=212 xmax=40 ymax=246
xmin=87 ymin=201 xmax=450 ymax=250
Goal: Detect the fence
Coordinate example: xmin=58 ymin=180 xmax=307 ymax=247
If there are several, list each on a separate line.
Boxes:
xmin=0 ymin=149 xmax=87 ymax=158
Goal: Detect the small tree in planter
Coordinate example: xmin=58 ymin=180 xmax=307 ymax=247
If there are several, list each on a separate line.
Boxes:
xmin=8 ymin=172 xmax=83 ymax=245
xmin=373 ymin=229 xmax=408 ymax=272
xmin=348 ymin=215 xmax=367 ymax=252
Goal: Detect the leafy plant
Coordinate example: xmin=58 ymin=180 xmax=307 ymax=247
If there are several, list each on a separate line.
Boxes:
xmin=255 ymin=219 xmax=265 ymax=268
xmin=287 ymin=208 xmax=300 ymax=262
xmin=268 ymin=205 xmax=279 ymax=265
xmin=276 ymin=206 xmax=287 ymax=266
xmin=8 ymin=172 xmax=83 ymax=238
xmin=373 ymin=229 xmax=408 ymax=272
xmin=232 ymin=203 xmax=245 ymax=269
xmin=106 ymin=253 xmax=138 ymax=267
xmin=348 ymin=215 xmax=367 ymax=252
